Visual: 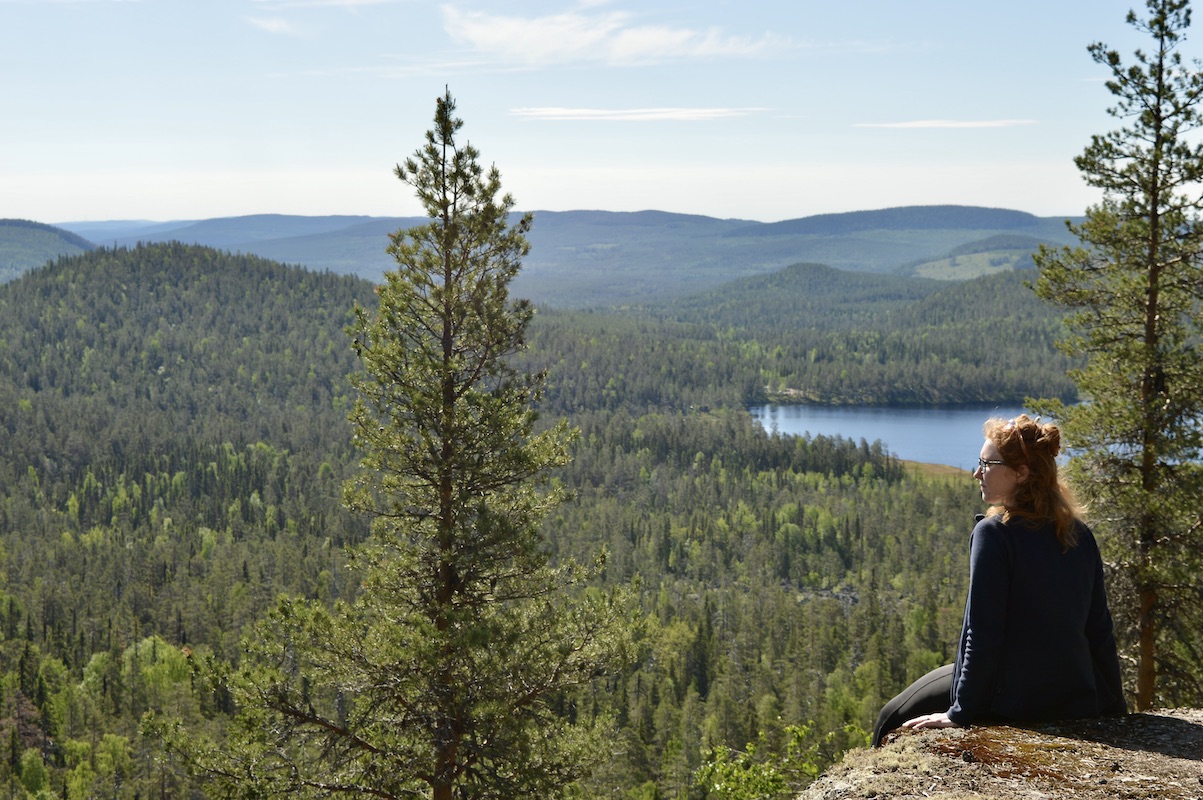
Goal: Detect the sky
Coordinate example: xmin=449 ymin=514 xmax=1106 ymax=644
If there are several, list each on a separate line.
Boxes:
xmin=0 ymin=0 xmax=1166 ymax=224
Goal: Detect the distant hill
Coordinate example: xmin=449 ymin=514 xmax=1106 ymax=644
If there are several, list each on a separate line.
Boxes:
xmin=622 ymin=262 xmax=1078 ymax=404
xmin=0 ymin=241 xmax=375 ymax=469
xmin=59 ymin=219 xmax=197 ymax=243
xmin=651 ymin=258 xmax=1061 ymax=329
xmin=83 ymin=213 xmax=393 ymax=250
xmin=898 ymin=233 xmax=1058 ymax=280
xmin=732 ymin=205 xmax=1042 ymax=236
xmin=647 ymin=261 xmax=945 ymax=330
xmin=33 ymin=205 xmax=1083 ymax=307
xmin=0 ymin=219 xmax=94 ymax=282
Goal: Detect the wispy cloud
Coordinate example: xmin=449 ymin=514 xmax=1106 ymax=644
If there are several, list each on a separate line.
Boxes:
xmin=512 ymin=107 xmax=767 ymax=121
xmin=854 ymin=119 xmax=1038 ymax=129
xmin=247 ymin=17 xmax=301 ymax=35
xmin=250 ymin=0 xmax=396 ymax=8
xmin=247 ymin=0 xmax=398 ymax=36
xmin=442 ymin=4 xmax=791 ymax=67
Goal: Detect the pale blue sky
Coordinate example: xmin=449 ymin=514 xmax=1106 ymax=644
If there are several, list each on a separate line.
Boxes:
xmin=1 ymin=0 xmax=1160 ymax=223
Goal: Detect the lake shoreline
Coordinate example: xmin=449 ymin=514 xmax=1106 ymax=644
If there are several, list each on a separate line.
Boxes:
xmin=901 ymin=460 xmax=971 ymax=478
xmin=750 ymin=403 xmax=1028 ymax=472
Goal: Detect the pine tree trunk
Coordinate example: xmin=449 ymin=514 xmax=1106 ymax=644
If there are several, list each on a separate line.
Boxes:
xmin=1137 ymin=585 xmax=1157 ymax=710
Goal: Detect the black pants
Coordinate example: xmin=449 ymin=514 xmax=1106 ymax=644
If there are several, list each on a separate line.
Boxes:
xmin=872 ymin=663 xmax=954 ymax=747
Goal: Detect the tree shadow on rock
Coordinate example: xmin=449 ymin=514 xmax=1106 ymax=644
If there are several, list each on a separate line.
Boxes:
xmin=1033 ymin=710 xmax=1203 ymax=762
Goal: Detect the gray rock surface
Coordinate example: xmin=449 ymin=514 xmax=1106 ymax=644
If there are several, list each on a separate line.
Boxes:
xmin=800 ymin=709 xmax=1203 ymax=799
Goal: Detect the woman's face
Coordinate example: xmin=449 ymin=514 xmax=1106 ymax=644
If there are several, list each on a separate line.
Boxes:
xmin=973 ymin=439 xmax=1025 ymax=505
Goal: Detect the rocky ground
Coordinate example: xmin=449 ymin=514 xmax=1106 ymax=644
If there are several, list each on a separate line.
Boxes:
xmin=800 ymin=709 xmax=1203 ymax=800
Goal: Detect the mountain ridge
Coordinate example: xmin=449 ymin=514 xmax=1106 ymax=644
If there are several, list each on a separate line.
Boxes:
xmin=0 ymin=218 xmax=95 ymax=282
xmin=3 ymin=205 xmax=1083 ymax=307
xmin=735 ymin=204 xmax=1042 ymax=237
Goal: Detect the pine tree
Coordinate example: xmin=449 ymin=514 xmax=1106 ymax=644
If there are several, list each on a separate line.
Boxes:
xmin=162 ymin=89 xmax=633 ymax=799
xmin=1033 ymin=0 xmax=1203 ymax=709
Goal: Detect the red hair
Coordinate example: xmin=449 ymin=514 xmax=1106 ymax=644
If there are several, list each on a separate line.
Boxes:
xmin=984 ymin=414 xmax=1081 ymax=550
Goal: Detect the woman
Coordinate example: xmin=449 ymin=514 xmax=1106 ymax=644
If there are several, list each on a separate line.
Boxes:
xmin=871 ymin=414 xmax=1126 ymax=747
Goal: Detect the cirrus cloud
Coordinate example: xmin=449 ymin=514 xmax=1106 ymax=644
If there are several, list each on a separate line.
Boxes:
xmin=511 ymin=107 xmax=768 ymax=121
xmin=441 ymin=4 xmax=791 ymax=67
xmin=247 ymin=16 xmax=300 ymax=34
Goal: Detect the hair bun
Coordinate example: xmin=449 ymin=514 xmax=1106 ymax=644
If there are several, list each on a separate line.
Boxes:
xmin=1037 ymin=422 xmax=1061 ymax=458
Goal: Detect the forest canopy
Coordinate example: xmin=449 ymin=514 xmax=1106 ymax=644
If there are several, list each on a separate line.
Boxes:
xmin=0 ymin=240 xmax=1053 ymax=798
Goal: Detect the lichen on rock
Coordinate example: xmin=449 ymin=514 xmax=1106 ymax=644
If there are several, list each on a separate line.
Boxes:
xmin=799 ymin=709 xmax=1203 ymax=799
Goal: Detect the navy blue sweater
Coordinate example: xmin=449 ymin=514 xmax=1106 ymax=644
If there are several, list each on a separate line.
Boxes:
xmin=948 ymin=514 xmax=1126 ymax=726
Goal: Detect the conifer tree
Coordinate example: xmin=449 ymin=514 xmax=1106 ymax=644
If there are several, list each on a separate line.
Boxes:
xmin=1033 ymin=0 xmax=1203 ymax=709
xmin=162 ymin=89 xmax=632 ymax=799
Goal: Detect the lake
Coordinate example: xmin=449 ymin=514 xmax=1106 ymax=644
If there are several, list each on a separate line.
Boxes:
xmin=749 ymin=404 xmax=1030 ymax=471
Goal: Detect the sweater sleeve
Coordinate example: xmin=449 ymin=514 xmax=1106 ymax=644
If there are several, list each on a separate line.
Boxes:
xmin=948 ymin=520 xmax=1009 ymax=726
xmin=1081 ymin=527 xmax=1127 ymax=715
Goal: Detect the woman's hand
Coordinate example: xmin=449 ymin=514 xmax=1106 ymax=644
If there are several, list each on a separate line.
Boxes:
xmin=900 ymin=711 xmax=957 ymax=731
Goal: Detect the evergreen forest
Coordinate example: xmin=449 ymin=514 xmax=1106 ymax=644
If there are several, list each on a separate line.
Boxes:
xmin=0 ymin=221 xmax=93 ymax=285
xmin=0 ymin=241 xmax=1077 ymax=798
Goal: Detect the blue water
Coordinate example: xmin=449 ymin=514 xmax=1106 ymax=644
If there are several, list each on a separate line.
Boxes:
xmin=749 ymin=404 xmax=1029 ymax=471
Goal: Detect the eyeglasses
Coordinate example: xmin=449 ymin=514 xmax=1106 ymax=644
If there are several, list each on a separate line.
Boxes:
xmin=977 ymin=457 xmax=1006 ymax=471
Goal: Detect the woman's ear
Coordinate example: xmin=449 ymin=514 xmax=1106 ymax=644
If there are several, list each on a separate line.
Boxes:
xmin=1014 ymin=464 xmax=1030 ymax=484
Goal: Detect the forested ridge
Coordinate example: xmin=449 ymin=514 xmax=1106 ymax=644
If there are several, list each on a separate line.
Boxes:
xmin=0 ymin=220 xmax=94 ymax=284
xmin=0 ymin=243 xmax=1050 ymax=797
xmin=37 ymin=204 xmax=1080 ymax=308
xmin=726 ymin=205 xmax=1043 ymax=237
xmin=531 ymin=262 xmax=1077 ymax=409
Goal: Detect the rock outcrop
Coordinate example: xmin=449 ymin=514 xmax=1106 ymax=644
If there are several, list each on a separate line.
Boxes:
xmin=800 ymin=709 xmax=1203 ymax=799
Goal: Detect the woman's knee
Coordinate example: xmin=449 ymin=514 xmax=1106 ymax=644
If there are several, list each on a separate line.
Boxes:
xmin=872 ymin=664 xmax=954 ymax=747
